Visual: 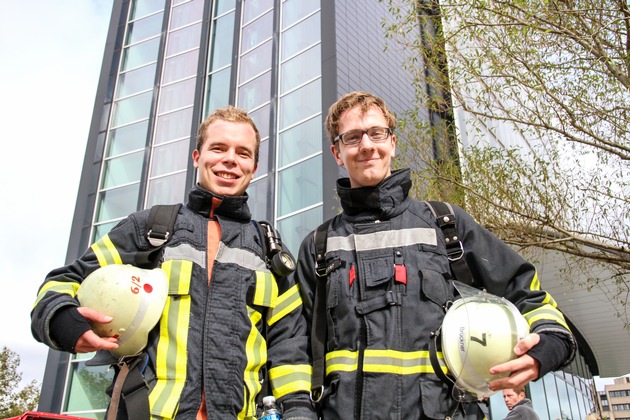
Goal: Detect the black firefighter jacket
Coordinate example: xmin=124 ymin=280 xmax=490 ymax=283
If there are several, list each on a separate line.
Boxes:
xmin=294 ymin=169 xmax=576 ymax=420
xmin=31 ymin=184 xmax=314 ymax=419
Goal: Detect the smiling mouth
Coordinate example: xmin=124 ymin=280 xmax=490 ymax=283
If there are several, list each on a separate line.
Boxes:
xmin=216 ymin=172 xmax=238 ymax=180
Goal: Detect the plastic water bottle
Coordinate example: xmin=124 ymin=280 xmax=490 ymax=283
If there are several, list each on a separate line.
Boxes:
xmin=259 ymin=395 xmax=282 ymax=420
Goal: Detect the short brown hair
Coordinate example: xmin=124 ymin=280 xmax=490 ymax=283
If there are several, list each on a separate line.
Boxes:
xmin=196 ymin=106 xmax=261 ymax=165
xmin=324 ymin=91 xmax=397 ymax=145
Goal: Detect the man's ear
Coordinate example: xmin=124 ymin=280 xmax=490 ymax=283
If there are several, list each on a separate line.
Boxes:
xmin=330 ymin=144 xmax=343 ymax=167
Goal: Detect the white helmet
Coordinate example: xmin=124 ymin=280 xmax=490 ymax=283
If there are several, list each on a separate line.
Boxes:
xmin=440 ymin=288 xmax=530 ymax=398
xmin=77 ymin=264 xmax=168 ymax=358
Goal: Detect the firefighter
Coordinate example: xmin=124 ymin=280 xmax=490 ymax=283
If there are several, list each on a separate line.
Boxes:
xmin=31 ymin=106 xmax=316 ymax=419
xmin=293 ymin=91 xmax=576 ymax=419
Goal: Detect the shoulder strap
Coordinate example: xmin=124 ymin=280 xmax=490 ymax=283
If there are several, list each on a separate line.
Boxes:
xmin=425 ymin=201 xmax=476 ymax=287
xmin=311 ymin=218 xmax=332 ymax=402
xmin=134 ymin=204 xmax=182 ymax=268
xmin=146 ymin=204 xmax=182 ymax=247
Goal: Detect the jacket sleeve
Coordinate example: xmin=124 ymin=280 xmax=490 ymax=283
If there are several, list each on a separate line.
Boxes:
xmin=30 ymin=212 xmax=151 ymax=351
xmin=453 ymin=204 xmax=576 ymax=373
xmin=264 ymin=238 xmax=317 ymax=419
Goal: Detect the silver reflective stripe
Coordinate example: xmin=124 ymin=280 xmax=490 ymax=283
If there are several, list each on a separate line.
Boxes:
xmin=327 ymin=227 xmax=437 ymax=252
xmin=163 ymin=243 xmax=205 ymax=268
xmin=216 ymin=242 xmax=267 ymax=271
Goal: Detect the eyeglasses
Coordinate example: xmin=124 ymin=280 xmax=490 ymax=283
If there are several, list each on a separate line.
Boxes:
xmin=333 ymin=127 xmax=392 ymax=145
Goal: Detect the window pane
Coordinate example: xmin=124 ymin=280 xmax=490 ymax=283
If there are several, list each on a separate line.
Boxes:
xmin=96 ymin=184 xmax=141 ymax=221
xmin=282 ymin=0 xmax=319 ymax=28
xmin=101 ymin=152 xmax=144 ymax=189
xmin=146 ymin=172 xmax=187 ymax=207
xmin=281 ymin=12 xmax=320 ymax=60
xmin=239 ymin=40 xmax=272 ymax=83
xmin=117 ymin=64 xmax=156 ymax=98
xmin=215 ymin=0 xmax=236 ymax=16
xmin=543 ymin=374 xmax=561 ymax=420
xmin=126 ymin=12 xmax=164 ymax=45
xmin=159 ymin=78 xmax=196 ymax=113
xmin=166 ymin=22 xmax=202 ymax=56
xmin=279 ymin=79 xmax=321 ymax=129
xmin=243 ymin=0 xmax=273 ymax=25
xmin=205 ymin=68 xmax=231 ymax=114
xmin=155 ymin=107 xmax=194 ymax=144
xmin=249 ymin=104 xmax=270 ymax=140
xmin=209 ymin=12 xmax=235 ymax=71
xmin=121 ymin=37 xmax=160 ymax=71
xmin=256 ymin=138 xmax=269 ymax=176
xmin=170 ymin=0 xmax=204 ymax=30
xmin=107 ymin=121 xmax=148 ymax=156
xmin=246 ymin=177 xmax=269 ymax=221
xmin=150 ymin=139 xmax=190 ymax=176
xmin=279 ymin=115 xmax=321 ymax=166
xmin=112 ymin=91 xmax=153 ymax=127
xmin=92 ymin=221 xmax=119 ymax=243
xmin=278 ymin=155 xmax=322 ymax=216
xmin=241 ymin=11 xmax=272 ymax=53
xmin=280 ymin=44 xmax=320 ymax=93
xmin=237 ymin=71 xmax=271 ymax=111
xmin=64 ymin=362 xmax=113 ymax=412
xmin=163 ymin=50 xmax=199 ymax=83
xmin=277 ymin=205 xmax=322 ymax=256
xmin=130 ymin=0 xmax=166 ymax=20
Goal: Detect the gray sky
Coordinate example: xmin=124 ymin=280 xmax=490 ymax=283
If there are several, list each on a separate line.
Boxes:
xmin=0 ymin=0 xmax=112 ymax=386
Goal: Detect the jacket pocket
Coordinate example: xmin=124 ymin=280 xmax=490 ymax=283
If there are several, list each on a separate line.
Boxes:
xmin=420 ymin=268 xmax=451 ymax=308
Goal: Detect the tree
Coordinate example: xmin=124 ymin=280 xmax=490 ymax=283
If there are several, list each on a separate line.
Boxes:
xmin=0 ymin=346 xmax=40 ymax=417
xmin=380 ymin=0 xmax=630 ymax=324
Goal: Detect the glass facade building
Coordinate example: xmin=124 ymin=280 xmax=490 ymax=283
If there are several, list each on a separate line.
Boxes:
xmin=37 ymin=0 xmax=602 ymax=418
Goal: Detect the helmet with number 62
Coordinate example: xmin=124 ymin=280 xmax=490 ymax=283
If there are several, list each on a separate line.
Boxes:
xmin=76 ymin=264 xmax=168 ymax=358
xmin=440 ymin=292 xmax=530 ymax=398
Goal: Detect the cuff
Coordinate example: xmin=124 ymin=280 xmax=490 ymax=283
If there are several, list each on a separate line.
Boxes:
xmin=49 ymin=306 xmax=92 ymax=353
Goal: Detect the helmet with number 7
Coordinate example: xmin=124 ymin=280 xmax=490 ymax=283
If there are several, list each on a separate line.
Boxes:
xmin=440 ymin=291 xmax=530 ymax=398
xmin=76 ymin=264 xmax=168 ymax=358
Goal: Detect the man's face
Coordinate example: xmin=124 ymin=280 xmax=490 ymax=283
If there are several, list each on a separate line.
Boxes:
xmin=330 ymin=105 xmax=396 ymax=188
xmin=192 ymin=120 xmax=258 ymax=197
xmin=503 ymin=389 xmax=524 ymax=410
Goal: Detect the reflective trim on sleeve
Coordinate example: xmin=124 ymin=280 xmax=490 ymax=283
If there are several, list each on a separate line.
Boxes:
xmin=268 ymin=364 xmax=312 ymax=398
xmin=327 ymin=228 xmax=437 ymax=253
xmin=523 ymin=305 xmax=570 ymax=331
xmin=267 ymin=284 xmax=302 ymax=326
xmin=149 ymin=259 xmax=193 ymax=419
xmin=34 ymin=281 xmax=81 ymax=307
xmin=325 ymin=349 xmax=446 ymax=376
xmin=90 ymin=234 xmax=123 ymax=266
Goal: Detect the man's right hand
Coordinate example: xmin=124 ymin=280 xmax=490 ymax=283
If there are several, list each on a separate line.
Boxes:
xmin=73 ymin=307 xmax=119 ymax=353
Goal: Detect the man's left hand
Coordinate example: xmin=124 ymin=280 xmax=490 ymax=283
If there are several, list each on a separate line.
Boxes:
xmin=487 ymin=333 xmax=541 ymax=391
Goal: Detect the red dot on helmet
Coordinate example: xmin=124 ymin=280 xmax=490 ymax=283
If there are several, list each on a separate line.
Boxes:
xmin=144 ymin=283 xmax=153 ymax=293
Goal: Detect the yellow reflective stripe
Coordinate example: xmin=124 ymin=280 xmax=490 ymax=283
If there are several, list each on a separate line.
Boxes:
xmin=529 ymin=272 xmax=541 ymax=291
xmin=363 ymin=349 xmax=438 ymax=375
xmin=269 ymin=364 xmax=312 ymax=398
xmin=268 ymin=284 xmax=302 ymax=326
xmin=90 ymin=234 xmax=122 ymax=266
xmin=253 ymin=271 xmax=278 ymax=308
xmin=325 ymin=349 xmax=446 ymax=376
xmin=149 ymin=260 xmax=192 ymax=418
xmin=523 ymin=305 xmax=570 ymax=331
xmin=33 ymin=281 xmax=80 ymax=307
xmin=326 ymin=350 xmax=358 ymax=375
xmin=240 ymin=306 xmax=265 ymax=419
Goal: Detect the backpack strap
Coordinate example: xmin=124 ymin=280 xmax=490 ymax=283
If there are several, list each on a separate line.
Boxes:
xmin=133 ymin=204 xmax=182 ymax=268
xmin=425 ymin=201 xmax=476 ymax=287
xmin=311 ymin=219 xmax=332 ymax=402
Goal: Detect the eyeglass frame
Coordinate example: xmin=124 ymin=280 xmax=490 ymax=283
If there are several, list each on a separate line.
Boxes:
xmin=333 ymin=127 xmax=393 ymax=145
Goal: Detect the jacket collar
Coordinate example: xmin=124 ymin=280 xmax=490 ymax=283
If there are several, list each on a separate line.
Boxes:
xmin=186 ymin=184 xmax=252 ymax=222
xmin=337 ymin=168 xmax=412 ymax=221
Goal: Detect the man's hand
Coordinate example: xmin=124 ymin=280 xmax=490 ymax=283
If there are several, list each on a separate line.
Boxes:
xmin=73 ymin=307 xmax=119 ymax=353
xmin=487 ymin=333 xmax=541 ymax=392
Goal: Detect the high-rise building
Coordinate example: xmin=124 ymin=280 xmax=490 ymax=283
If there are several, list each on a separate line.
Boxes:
xmin=600 ymin=377 xmax=630 ymax=420
xmin=35 ymin=0 xmax=623 ymax=418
